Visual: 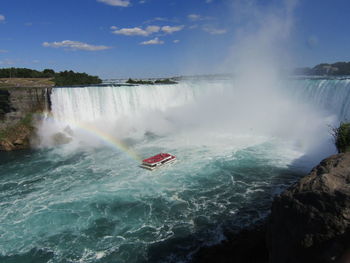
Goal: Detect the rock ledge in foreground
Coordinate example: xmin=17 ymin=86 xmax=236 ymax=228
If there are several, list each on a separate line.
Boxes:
xmin=268 ymin=153 xmax=350 ymax=263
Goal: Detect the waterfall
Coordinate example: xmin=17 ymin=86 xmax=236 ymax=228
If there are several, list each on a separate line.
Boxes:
xmin=288 ymin=78 xmax=350 ymax=121
xmin=50 ymin=78 xmax=350 ymax=124
xmin=40 ymin=77 xmax=350 ymax=153
xmin=50 ymin=83 xmax=206 ymax=123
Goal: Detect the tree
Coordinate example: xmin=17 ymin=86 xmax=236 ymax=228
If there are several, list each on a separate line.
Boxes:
xmin=42 ymin=69 xmax=55 ymax=77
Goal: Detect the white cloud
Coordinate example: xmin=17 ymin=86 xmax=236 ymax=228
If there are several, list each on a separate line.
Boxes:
xmin=152 ymin=17 xmax=168 ymax=22
xmin=173 ymin=40 xmax=180 ymax=43
xmin=188 ymin=14 xmax=214 ymax=22
xmin=0 ymin=59 xmax=16 ymax=65
xmin=188 ymin=14 xmax=201 ymax=21
xmin=161 ymin=25 xmax=184 ymax=34
xmin=140 ymin=37 xmax=164 ymax=45
xmin=42 ymin=40 xmax=112 ymax=51
xmin=97 ymin=0 xmax=130 ymax=7
xmin=144 ymin=17 xmax=179 ymax=24
xmin=202 ymin=25 xmax=227 ymax=35
xmin=146 ymin=25 xmax=161 ymax=34
xmin=112 ymin=25 xmax=160 ymax=36
xmin=110 ymin=25 xmax=118 ymax=30
xmin=0 ymin=15 xmax=5 ymax=22
xmin=112 ymin=25 xmax=183 ymax=37
xmin=113 ymin=27 xmax=147 ymax=36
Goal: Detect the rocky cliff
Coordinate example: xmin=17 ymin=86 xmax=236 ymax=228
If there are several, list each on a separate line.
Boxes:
xmin=0 ymin=87 xmax=51 ymax=151
xmin=268 ymin=153 xmax=350 ymax=263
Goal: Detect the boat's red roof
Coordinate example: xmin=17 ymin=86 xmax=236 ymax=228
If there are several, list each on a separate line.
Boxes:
xmin=142 ymin=153 xmax=173 ymax=164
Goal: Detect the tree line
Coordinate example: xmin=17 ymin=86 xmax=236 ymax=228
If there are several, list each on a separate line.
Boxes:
xmin=0 ymin=68 xmax=102 ymax=86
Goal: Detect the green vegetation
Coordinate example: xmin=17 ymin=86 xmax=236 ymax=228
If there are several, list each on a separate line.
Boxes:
xmin=126 ymin=78 xmax=178 ymax=85
xmin=295 ymin=61 xmax=350 ymax=76
xmin=0 ymin=68 xmax=55 ymax=78
xmin=332 ymin=122 xmax=350 ymax=153
xmin=53 ymin=71 xmax=102 ymax=86
xmin=126 ymin=78 xmax=154 ymax=85
xmin=0 ymin=68 xmax=102 ymax=86
xmin=154 ymin=78 xmax=177 ymax=84
xmin=20 ymin=113 xmax=34 ymax=127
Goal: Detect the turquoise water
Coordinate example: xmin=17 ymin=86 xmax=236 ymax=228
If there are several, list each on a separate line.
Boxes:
xmin=1 ymin=77 xmax=348 ymax=262
xmin=0 ymin=138 xmax=305 ymax=263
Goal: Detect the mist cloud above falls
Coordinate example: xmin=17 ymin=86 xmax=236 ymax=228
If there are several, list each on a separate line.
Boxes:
xmin=39 ymin=0 xmax=336 ymax=163
xmin=160 ymin=0 xmax=335 ymax=157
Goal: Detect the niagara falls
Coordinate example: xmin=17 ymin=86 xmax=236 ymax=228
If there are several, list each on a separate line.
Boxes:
xmin=1 ymin=0 xmax=350 ymax=263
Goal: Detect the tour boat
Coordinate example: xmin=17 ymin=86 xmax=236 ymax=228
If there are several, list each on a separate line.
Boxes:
xmin=140 ymin=153 xmax=176 ymax=170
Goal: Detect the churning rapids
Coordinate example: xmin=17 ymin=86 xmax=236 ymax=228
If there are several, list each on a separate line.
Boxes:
xmin=1 ymin=77 xmax=350 ymax=263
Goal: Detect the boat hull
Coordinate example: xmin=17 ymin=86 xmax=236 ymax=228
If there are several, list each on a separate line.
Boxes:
xmin=140 ymin=154 xmax=176 ymax=170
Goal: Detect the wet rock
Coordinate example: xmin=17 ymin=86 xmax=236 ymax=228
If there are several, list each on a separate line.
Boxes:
xmin=268 ymin=153 xmax=350 ymax=263
xmin=64 ymin=126 xmax=74 ymax=136
xmin=51 ymin=132 xmax=72 ymax=145
xmin=13 ymin=139 xmax=24 ymax=145
xmin=192 ymin=223 xmax=268 ymax=263
xmin=0 ymin=140 xmax=14 ymax=151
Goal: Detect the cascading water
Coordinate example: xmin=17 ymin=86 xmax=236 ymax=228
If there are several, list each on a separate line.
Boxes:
xmin=50 ymin=82 xmax=206 ymax=123
xmin=0 ymin=77 xmax=347 ymax=263
xmin=288 ymin=77 xmax=350 ymax=121
xmin=42 ymin=77 xmax=349 ymax=151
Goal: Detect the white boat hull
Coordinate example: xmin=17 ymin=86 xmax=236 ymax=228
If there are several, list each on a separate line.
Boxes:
xmin=140 ymin=158 xmax=176 ymax=170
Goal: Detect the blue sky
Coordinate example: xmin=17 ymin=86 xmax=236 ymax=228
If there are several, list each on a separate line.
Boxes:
xmin=0 ymin=0 xmax=349 ymax=78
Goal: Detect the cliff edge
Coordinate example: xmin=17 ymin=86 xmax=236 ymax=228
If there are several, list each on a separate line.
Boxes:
xmin=0 ymin=87 xmax=51 ymax=151
xmin=268 ymin=152 xmax=350 ymax=263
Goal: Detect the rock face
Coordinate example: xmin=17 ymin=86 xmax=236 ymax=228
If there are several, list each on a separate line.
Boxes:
xmin=0 ymin=87 xmax=51 ymax=151
xmin=192 ymin=223 xmax=268 ymax=263
xmin=0 ymin=87 xmax=51 ymax=130
xmin=268 ymin=153 xmax=350 ymax=263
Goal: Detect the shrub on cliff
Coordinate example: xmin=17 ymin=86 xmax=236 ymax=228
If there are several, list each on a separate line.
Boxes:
xmin=332 ymin=122 xmax=350 ymax=153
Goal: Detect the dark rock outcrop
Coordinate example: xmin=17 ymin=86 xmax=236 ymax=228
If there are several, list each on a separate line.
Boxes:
xmin=0 ymin=89 xmax=12 ymax=118
xmin=192 ymin=223 xmax=268 ymax=263
xmin=268 ymin=153 xmax=350 ymax=263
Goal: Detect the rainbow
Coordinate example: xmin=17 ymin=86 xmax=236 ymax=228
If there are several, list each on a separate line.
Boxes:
xmin=39 ymin=112 xmax=142 ymax=162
